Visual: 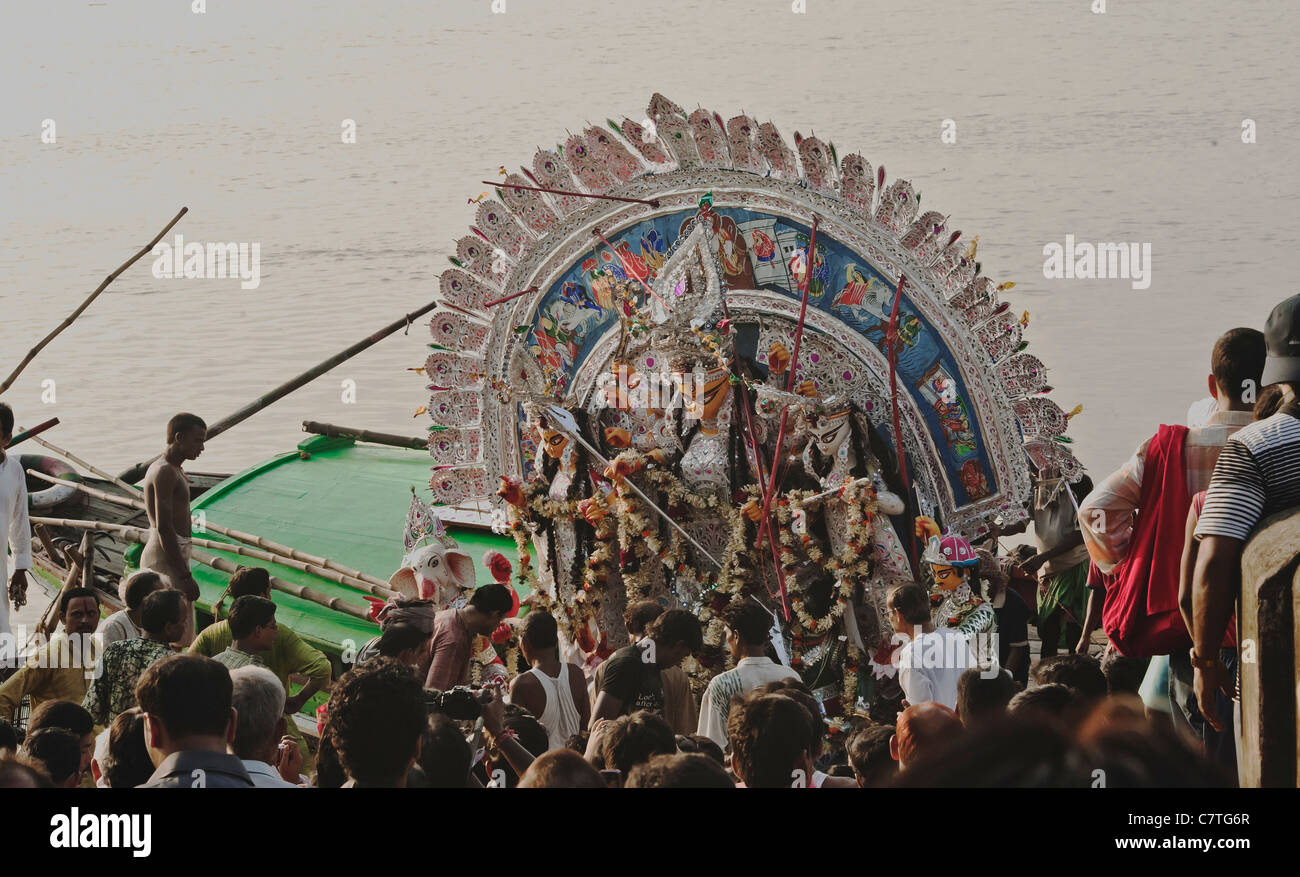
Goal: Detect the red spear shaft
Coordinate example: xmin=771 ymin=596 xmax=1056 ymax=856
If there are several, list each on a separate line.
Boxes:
xmin=753 ymin=216 xmax=819 ymax=619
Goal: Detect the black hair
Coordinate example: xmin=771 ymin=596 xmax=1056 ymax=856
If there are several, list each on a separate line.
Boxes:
xmin=228 ymin=566 xmax=271 ymax=599
xmin=1007 ymin=682 xmax=1079 ymax=720
xmin=0 ymin=402 xmax=13 ymax=438
xmin=846 ymin=723 xmax=897 ymax=787
xmin=467 ymin=583 xmax=513 ymax=616
xmin=1033 ymin=654 xmax=1107 ymax=700
xmin=645 ymin=608 xmax=703 ymax=653
xmin=21 ymin=727 xmax=81 ymax=785
xmin=887 ymin=583 xmax=930 ymax=626
xmin=418 ymin=714 xmax=471 ymax=788
xmin=27 ymin=700 xmax=94 ymax=738
xmin=1099 ymin=652 xmax=1150 ymax=697
xmin=956 ymin=667 xmax=1018 ymax=727
xmin=227 ymin=594 xmax=276 ymax=640
xmin=727 ymin=694 xmax=814 ymax=788
xmin=103 ymin=708 xmax=154 ymax=788
xmin=140 ymin=588 xmax=187 ymax=637
xmin=123 ymin=571 xmax=163 ymax=611
xmin=135 ymin=655 xmax=233 ymax=739
xmin=166 ymin=412 xmax=206 ymax=442
xmin=377 ymin=622 xmax=432 ymax=658
xmin=521 ymin=609 xmax=559 ymax=650
xmin=1211 ymin=327 xmax=1266 ymax=405
xmin=673 ymin=733 xmax=726 ymax=765
xmin=598 ymin=710 xmax=676 ymax=775
xmin=623 ymin=600 xmax=664 ymax=637
xmin=59 ymin=587 xmax=99 ymax=616
xmin=722 ymin=600 xmax=772 ymax=646
xmin=325 ymin=658 xmax=426 ymax=786
xmin=626 ymin=752 xmax=735 ymax=788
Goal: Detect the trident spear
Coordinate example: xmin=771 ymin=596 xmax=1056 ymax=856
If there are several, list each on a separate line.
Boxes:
xmin=543 ymin=405 xmax=722 ymax=570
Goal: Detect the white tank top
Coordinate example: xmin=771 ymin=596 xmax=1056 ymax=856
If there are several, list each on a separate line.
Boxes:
xmin=527 ymin=664 xmax=582 ymax=751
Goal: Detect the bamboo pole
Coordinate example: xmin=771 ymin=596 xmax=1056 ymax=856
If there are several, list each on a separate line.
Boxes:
xmin=191 ymin=547 xmax=374 ymax=622
xmin=26 ymin=516 xmax=374 ymax=623
xmin=31 ymin=516 xmax=399 ymax=600
xmin=301 ymin=420 xmax=428 ymax=451
xmin=117 ymin=297 xmax=445 ymax=484
xmin=27 ymin=470 xmax=393 ymax=589
xmin=0 ymin=207 xmax=189 ymax=396
xmin=19 ymin=431 xmax=143 ymax=495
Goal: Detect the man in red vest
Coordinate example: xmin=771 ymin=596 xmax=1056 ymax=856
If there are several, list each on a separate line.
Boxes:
xmin=1078 ymin=328 xmax=1264 ymax=755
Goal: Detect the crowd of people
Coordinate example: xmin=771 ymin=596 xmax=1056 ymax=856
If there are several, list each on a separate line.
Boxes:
xmin=0 ymin=292 xmax=1298 ymax=788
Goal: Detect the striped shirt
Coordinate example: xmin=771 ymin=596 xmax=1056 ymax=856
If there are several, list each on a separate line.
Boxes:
xmin=1194 ymin=410 xmax=1300 ymax=542
xmin=1080 ymin=410 xmax=1253 ymax=572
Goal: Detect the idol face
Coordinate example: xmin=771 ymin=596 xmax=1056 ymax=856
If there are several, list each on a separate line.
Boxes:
xmin=685 ymin=366 xmax=732 ymax=421
xmin=932 ymin=564 xmax=967 ymax=592
xmin=811 ymin=410 xmax=851 ymax=455
xmin=540 ymin=426 xmax=569 ymax=459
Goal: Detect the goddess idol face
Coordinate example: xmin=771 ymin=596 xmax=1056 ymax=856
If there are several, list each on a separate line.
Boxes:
xmin=684 ymin=365 xmax=733 ymax=422
xmin=529 ymin=414 xmax=571 ymax=460
xmin=931 ymin=563 xmax=968 ymax=592
xmin=810 ymin=408 xmax=852 ymax=456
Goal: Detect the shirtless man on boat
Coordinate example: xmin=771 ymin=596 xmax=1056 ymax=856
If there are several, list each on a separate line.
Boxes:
xmin=141 ymin=413 xmax=206 ymax=643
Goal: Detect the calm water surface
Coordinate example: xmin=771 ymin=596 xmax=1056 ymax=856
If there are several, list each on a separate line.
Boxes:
xmin=2 ymin=0 xmax=1297 ymax=489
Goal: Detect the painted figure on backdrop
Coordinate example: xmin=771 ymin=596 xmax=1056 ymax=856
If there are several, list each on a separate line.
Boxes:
xmin=751 ymin=228 xmax=777 ymax=266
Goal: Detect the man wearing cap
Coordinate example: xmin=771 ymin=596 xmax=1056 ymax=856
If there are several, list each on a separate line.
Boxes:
xmin=1191 ymin=296 xmax=1300 ymax=740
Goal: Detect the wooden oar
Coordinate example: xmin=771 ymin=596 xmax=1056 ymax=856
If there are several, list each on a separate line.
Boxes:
xmin=117 ymin=298 xmax=445 ymax=484
xmin=30 ymin=516 xmax=401 ymax=601
xmin=6 ymin=418 xmax=60 ymax=449
xmin=27 ymin=517 xmax=374 ymax=623
xmin=27 ymin=470 xmax=393 ymax=590
xmin=301 ymin=420 xmax=427 ymax=450
xmin=0 ymin=207 xmax=188 ymax=396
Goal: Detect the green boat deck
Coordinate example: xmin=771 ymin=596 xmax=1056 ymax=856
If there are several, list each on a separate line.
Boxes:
xmin=124 ymin=434 xmax=520 ymax=659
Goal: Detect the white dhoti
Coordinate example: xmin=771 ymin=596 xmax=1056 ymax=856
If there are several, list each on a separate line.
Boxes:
xmin=139 ymin=533 xmax=196 ymax=646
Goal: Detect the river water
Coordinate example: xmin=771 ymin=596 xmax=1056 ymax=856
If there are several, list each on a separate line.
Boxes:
xmin=2 ymin=0 xmax=1297 ymax=491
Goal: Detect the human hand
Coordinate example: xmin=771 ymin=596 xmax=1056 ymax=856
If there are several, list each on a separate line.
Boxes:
xmin=284 ymin=692 xmax=309 ymax=715
xmin=8 ymin=570 xmax=28 ymax=609
xmin=179 ymin=574 xmax=201 ymax=602
xmin=741 ymin=499 xmax=765 ymax=522
xmin=1193 ymin=662 xmax=1230 ymax=733
xmin=794 ymin=380 xmax=819 ymax=399
xmin=1075 ymin=633 xmax=1091 ymax=656
xmin=274 ymin=735 xmax=303 ymax=784
xmin=478 ymin=685 xmax=507 ymax=737
xmin=604 ymin=427 xmax=632 ymax=449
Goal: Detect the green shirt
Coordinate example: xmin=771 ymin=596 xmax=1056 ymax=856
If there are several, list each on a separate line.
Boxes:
xmin=189 ymin=620 xmax=332 ymax=765
xmin=189 ymin=620 xmax=331 ymax=689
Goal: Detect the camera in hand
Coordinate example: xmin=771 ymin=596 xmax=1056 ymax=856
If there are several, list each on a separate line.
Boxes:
xmin=428 ymin=685 xmax=482 ymax=720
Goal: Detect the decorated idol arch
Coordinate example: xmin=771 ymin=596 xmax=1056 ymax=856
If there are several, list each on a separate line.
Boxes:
xmin=422 ymin=93 xmax=1083 ymax=716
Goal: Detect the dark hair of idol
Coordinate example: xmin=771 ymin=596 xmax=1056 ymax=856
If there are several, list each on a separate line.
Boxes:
xmin=537 ymin=406 xmax=597 ymax=595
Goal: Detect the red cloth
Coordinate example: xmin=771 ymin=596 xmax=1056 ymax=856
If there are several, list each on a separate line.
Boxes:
xmin=1102 ymin=424 xmax=1194 ymax=657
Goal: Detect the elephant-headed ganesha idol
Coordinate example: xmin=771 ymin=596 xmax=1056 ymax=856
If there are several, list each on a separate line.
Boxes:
xmin=389 ymin=492 xmax=477 ymax=607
